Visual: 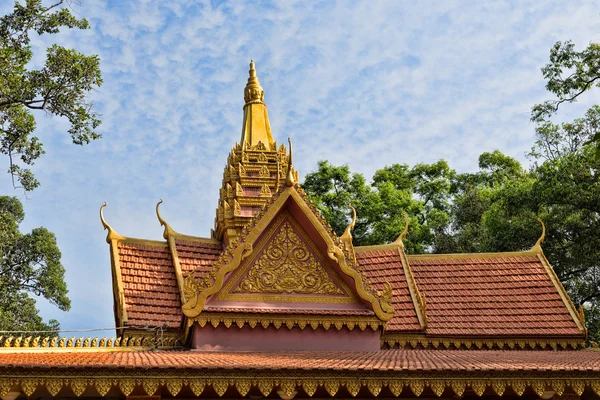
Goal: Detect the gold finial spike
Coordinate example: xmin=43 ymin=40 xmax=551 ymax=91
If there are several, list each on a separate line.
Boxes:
xmin=244 ymin=59 xmax=264 ymax=105
xmin=285 ymin=137 xmax=295 ymax=187
xmin=531 ymin=217 xmax=546 ymax=253
xmin=341 ymin=204 xmax=356 ymax=244
xmin=100 ymin=201 xmax=124 ymax=243
xmin=156 ymin=198 xmax=175 ymax=239
xmin=392 ymin=213 xmax=409 ymax=246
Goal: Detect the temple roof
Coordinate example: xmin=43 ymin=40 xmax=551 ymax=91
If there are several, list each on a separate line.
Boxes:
xmin=2 ymin=348 xmax=600 ymax=372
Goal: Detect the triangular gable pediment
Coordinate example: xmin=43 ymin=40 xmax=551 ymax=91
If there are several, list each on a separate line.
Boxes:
xmin=216 ymin=210 xmax=360 ymax=304
xmin=182 ymin=185 xmax=394 ymax=321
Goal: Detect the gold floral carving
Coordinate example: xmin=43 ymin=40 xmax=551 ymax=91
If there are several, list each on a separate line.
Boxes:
xmin=491 ymin=380 xmax=505 ymax=396
xmin=258 ymin=379 xmax=273 ymax=397
xmin=212 ymin=379 xmax=228 ymax=397
xmin=189 ymin=380 xmax=206 ymax=396
xmin=45 ymin=378 xmax=62 ymax=396
xmin=345 ymin=380 xmax=361 ymax=397
xmin=167 ymin=379 xmax=182 ymax=397
xmin=367 ymin=381 xmax=382 ymax=397
xmin=531 ymin=380 xmax=546 ymax=397
xmin=236 ymin=380 xmax=251 ymax=396
xmin=451 ymin=381 xmax=465 ymax=396
xmin=511 ymin=380 xmax=526 ymax=396
xmin=119 ymin=379 xmax=136 ymax=396
xmin=142 ymin=379 xmax=159 ymax=396
xmin=430 ymin=380 xmax=445 ymax=397
xmin=590 ymin=381 xmax=600 ymax=396
xmin=21 ymin=379 xmax=37 ymax=396
xmin=388 ymin=381 xmax=403 ymax=397
xmin=570 ymin=381 xmax=585 ymax=396
xmin=302 ymin=380 xmax=318 ymax=397
xmin=71 ymin=379 xmax=87 ymax=396
xmin=95 ymin=379 xmax=112 ymax=396
xmin=470 ymin=380 xmax=486 ymax=396
xmin=554 ymin=380 xmax=565 ymax=396
xmin=409 ymin=380 xmax=424 ymax=396
xmin=279 ymin=381 xmax=297 ymax=397
xmin=259 ymin=165 xmax=270 ymax=178
xmin=324 ymin=381 xmax=339 ymax=397
xmin=235 ymin=221 xmax=344 ymax=295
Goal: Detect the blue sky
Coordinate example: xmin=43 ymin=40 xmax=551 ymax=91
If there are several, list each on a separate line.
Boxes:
xmin=1 ymin=0 xmax=600 ymax=331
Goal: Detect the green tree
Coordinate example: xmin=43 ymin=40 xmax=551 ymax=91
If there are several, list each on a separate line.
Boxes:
xmin=0 ymin=196 xmax=69 ymax=331
xmin=1 ymin=0 xmax=102 ymax=191
xmin=532 ymin=40 xmax=600 ymax=158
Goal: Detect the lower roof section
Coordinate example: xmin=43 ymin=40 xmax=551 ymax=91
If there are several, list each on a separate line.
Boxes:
xmin=3 ymin=348 xmax=600 ymax=372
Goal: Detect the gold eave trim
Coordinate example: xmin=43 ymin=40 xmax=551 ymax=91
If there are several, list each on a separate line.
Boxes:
xmin=165 ymin=234 xmax=185 ymax=304
xmin=191 ymin=313 xmax=383 ymax=331
xmin=381 ymin=333 xmax=586 ymax=350
xmin=1 ymin=374 xmax=599 ymax=398
xmin=536 ymin=252 xmax=587 ymax=334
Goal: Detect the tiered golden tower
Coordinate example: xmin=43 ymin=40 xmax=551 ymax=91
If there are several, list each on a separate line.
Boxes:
xmin=213 ymin=61 xmax=298 ymax=243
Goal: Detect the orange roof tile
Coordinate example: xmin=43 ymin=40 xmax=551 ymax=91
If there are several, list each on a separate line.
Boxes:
xmin=2 ymin=349 xmax=600 ymax=371
xmin=176 ymin=239 xmax=222 ymax=278
xmin=408 ymin=254 xmax=583 ymax=337
xmin=118 ymin=241 xmax=182 ymax=328
xmin=357 ymin=249 xmax=422 ymax=332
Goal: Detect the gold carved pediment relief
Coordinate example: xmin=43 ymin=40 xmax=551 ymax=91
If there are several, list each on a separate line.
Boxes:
xmin=218 ymin=211 xmax=359 ymax=304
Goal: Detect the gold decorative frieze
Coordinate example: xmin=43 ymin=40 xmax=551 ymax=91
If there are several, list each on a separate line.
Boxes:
xmin=0 ymin=375 xmax=597 ymax=399
xmin=0 ymin=333 xmax=183 ymax=351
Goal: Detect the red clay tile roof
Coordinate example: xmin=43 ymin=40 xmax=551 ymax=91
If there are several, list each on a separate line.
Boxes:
xmin=117 ymin=241 xmax=182 ymax=329
xmin=357 ymin=249 xmax=422 ymax=332
xmin=176 ymin=239 xmax=222 ymax=278
xmin=117 ymin=239 xmax=222 ymax=330
xmin=2 ymin=349 xmax=600 ymax=371
xmin=408 ymin=254 xmax=583 ymax=337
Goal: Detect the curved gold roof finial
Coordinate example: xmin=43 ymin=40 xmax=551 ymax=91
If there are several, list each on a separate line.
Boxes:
xmin=392 ymin=212 xmax=409 ymax=247
xmin=244 ymin=59 xmax=265 ymax=105
xmin=340 ymin=204 xmax=357 ymax=244
xmin=531 ymin=217 xmax=546 ymax=253
xmin=156 ymin=198 xmax=176 ymax=239
xmin=100 ymin=201 xmax=124 ymax=243
xmin=285 ymin=137 xmax=295 ymax=187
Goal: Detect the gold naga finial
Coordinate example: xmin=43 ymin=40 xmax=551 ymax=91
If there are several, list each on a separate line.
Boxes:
xmin=244 ymin=59 xmax=265 ymax=105
xmin=285 ymin=137 xmax=295 ymax=187
xmin=156 ymin=198 xmax=176 ymax=239
xmin=392 ymin=212 xmax=409 ymax=247
xmin=530 ymin=217 xmax=546 ymax=253
xmin=100 ymin=201 xmax=124 ymax=243
xmin=340 ymin=204 xmax=357 ymax=244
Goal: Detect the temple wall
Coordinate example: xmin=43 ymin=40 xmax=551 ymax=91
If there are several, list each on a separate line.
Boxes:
xmin=191 ymin=324 xmax=380 ymax=351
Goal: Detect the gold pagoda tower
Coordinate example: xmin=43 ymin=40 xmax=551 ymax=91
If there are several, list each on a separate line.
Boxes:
xmin=213 ymin=60 xmax=298 ymax=243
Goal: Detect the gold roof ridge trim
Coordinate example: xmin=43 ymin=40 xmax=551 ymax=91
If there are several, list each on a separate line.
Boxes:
xmin=0 ymin=334 xmax=184 ymax=351
xmin=530 ymin=217 xmax=546 ymax=253
xmin=100 ymin=202 xmax=125 ymax=243
xmin=285 ymin=137 xmax=295 ymax=187
xmin=536 ymin=252 xmax=587 ymax=336
xmin=396 ymin=245 xmax=428 ymax=330
xmin=182 ymin=186 xmax=394 ymax=321
xmin=156 ymin=199 xmax=221 ymax=244
xmin=392 ymin=212 xmax=409 ymax=247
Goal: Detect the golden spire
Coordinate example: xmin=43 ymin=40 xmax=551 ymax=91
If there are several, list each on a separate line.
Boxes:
xmin=241 ymin=60 xmax=274 ymax=149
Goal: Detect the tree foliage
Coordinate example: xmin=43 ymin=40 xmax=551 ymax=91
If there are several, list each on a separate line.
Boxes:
xmin=532 ymin=40 xmax=600 ymax=158
xmin=0 ymin=0 xmax=102 ymax=191
xmin=302 ymin=109 xmax=600 ymax=339
xmin=0 ymin=195 xmax=68 ymax=331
